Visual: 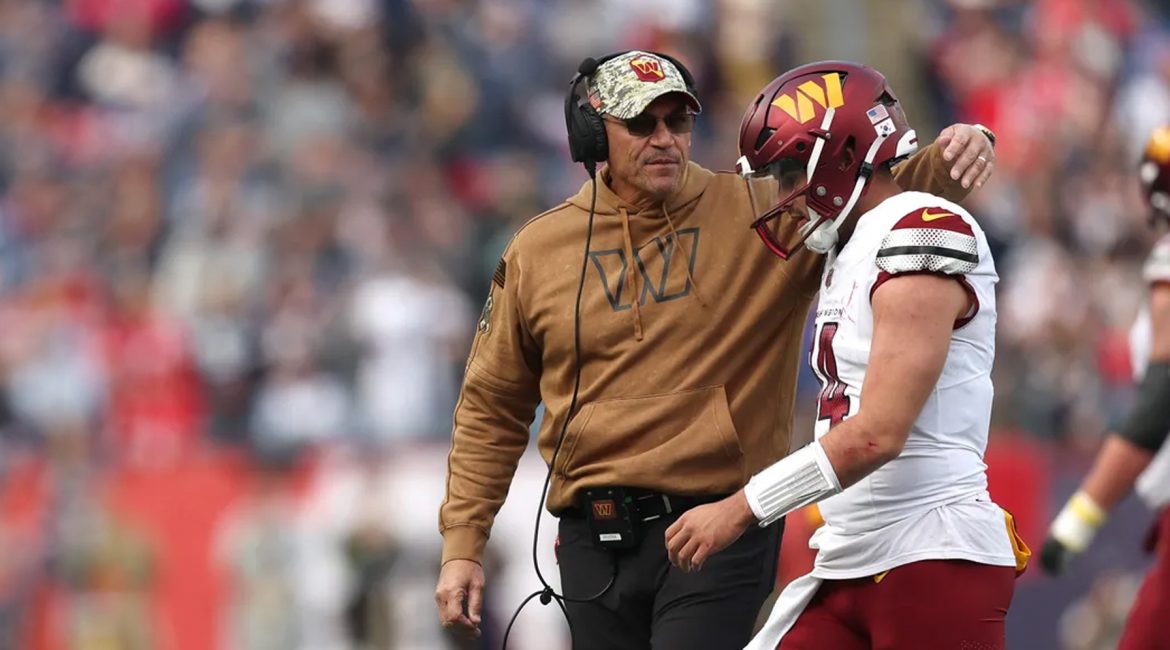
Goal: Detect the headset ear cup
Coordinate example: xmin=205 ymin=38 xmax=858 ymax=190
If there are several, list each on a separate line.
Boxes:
xmin=565 ymin=90 xmax=608 ymax=165
xmin=564 ymin=90 xmax=584 ymax=162
xmin=578 ymin=101 xmax=607 ymax=164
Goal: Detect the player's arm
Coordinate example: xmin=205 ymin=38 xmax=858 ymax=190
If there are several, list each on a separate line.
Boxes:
xmin=436 ymin=248 xmax=542 ymax=637
xmin=665 ymin=273 xmax=969 ymax=571
xmin=1041 ymin=282 xmax=1170 ymax=574
xmin=817 ymin=273 xmax=968 ymax=484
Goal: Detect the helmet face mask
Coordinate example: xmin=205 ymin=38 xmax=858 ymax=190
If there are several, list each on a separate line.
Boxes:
xmin=737 ymin=62 xmax=918 ymax=258
xmin=739 ymin=156 xmax=825 ymax=258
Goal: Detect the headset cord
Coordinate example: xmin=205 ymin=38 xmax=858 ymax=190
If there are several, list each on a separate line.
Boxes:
xmin=501 ymin=165 xmax=616 ymax=649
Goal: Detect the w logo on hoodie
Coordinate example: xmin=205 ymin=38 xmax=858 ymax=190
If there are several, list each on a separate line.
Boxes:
xmin=589 ymin=228 xmax=700 ymax=311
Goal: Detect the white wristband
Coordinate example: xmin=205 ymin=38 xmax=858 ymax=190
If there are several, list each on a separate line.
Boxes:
xmin=744 ymin=441 xmax=842 ymax=527
xmin=1049 ymin=491 xmax=1106 ymax=553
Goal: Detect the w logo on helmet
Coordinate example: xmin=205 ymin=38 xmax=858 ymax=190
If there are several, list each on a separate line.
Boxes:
xmin=771 ymin=73 xmax=845 ymax=124
xmin=629 ymin=55 xmax=666 ymax=82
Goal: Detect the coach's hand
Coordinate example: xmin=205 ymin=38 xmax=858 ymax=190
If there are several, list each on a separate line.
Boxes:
xmin=666 ymin=490 xmax=758 ymax=572
xmin=436 ymin=559 xmax=484 ymax=638
xmin=938 ymin=123 xmax=996 ymax=189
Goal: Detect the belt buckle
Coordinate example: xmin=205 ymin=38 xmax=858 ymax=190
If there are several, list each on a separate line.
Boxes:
xmin=634 ymin=493 xmax=672 ymax=522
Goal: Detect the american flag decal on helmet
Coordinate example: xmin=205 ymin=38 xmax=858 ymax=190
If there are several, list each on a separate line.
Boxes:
xmin=866 ymin=104 xmax=889 ymax=124
xmin=876 ymin=207 xmax=978 ymax=276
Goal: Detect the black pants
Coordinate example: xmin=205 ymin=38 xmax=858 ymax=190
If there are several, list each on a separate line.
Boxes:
xmin=557 ymin=510 xmax=783 ymax=650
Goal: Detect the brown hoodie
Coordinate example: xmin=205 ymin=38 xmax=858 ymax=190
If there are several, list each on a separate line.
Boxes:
xmin=440 ymin=143 xmax=969 ymax=564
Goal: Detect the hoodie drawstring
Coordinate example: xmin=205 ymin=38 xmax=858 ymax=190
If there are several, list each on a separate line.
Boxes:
xmin=661 ymin=203 xmax=707 ymax=307
xmin=619 ymin=207 xmax=645 ymax=341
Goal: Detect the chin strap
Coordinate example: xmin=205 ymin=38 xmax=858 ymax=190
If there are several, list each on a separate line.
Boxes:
xmin=804 ymin=131 xmax=891 ymax=254
xmin=804 ymin=219 xmax=839 ymax=254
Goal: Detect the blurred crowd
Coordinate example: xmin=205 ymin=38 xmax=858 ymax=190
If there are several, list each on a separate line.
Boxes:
xmin=0 ymin=0 xmax=1166 ymax=648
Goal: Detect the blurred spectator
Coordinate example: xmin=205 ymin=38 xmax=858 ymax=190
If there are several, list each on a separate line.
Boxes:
xmin=215 ymin=465 xmax=302 ymax=650
xmin=1057 ymin=570 xmax=1142 ymax=650
xmin=349 ymin=258 xmax=471 ymax=445
xmin=54 ymin=503 xmax=157 ymax=650
xmin=249 ymin=332 xmax=349 ymax=458
xmin=341 ymin=508 xmax=400 ymax=650
xmin=100 ymin=257 xmax=204 ymax=467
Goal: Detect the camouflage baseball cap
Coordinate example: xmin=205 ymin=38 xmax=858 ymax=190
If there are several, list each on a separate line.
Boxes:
xmin=588 ymin=51 xmax=702 ymax=120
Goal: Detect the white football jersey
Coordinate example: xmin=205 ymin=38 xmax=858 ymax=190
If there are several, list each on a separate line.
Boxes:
xmin=806 ymin=191 xmax=1017 ymax=578
xmin=1130 ymin=234 xmax=1170 ymax=510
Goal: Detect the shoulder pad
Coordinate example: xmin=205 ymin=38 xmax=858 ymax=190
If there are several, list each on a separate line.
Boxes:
xmin=876 ymin=206 xmax=978 ymax=276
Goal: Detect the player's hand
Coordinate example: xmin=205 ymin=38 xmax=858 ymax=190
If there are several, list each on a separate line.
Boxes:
xmin=1040 ymin=490 xmax=1107 ymax=577
xmin=435 ymin=559 xmax=485 ymax=638
xmin=937 ymin=123 xmax=995 ymax=189
xmin=1039 ymin=535 xmax=1076 ymax=576
xmin=665 ymin=491 xmax=757 ymax=572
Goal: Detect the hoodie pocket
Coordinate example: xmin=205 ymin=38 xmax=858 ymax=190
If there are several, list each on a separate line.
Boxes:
xmin=556 ymin=385 xmax=746 ymax=494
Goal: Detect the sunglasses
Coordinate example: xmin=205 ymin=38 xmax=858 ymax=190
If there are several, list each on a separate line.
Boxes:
xmin=605 ymin=111 xmax=696 ymax=137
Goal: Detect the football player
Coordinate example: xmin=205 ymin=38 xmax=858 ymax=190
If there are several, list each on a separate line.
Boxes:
xmin=663 ymin=61 xmax=1029 ymax=650
xmin=1039 ymin=126 xmax=1170 ymax=649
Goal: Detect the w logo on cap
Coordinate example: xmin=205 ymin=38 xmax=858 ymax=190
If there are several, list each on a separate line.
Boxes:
xmin=629 ymin=55 xmax=666 ymax=82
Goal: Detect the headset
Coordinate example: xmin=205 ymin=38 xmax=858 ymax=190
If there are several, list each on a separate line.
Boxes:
xmin=500 ymin=51 xmax=698 ymax=649
xmin=564 ymin=50 xmax=699 ymax=178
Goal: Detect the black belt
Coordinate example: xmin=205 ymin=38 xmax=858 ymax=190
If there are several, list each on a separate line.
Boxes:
xmin=560 ymin=489 xmax=727 ymax=522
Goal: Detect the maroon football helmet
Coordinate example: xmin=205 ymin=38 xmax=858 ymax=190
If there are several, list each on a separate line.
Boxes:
xmin=737 ymin=61 xmax=919 ymax=258
xmin=1141 ymin=126 xmax=1170 ymax=224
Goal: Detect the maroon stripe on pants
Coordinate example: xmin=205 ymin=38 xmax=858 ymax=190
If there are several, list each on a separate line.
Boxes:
xmin=780 ymin=560 xmax=1016 ymax=650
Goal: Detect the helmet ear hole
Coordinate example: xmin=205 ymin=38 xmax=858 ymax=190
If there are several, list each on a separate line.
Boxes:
xmin=754 ymin=127 xmax=776 ymax=152
xmin=795 ymin=141 xmax=807 ymax=153
xmin=838 ymin=136 xmax=857 ymax=171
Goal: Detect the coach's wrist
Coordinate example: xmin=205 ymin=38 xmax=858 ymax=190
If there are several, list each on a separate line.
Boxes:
xmin=971 ymin=123 xmax=996 ymax=148
xmin=730 ymin=489 xmax=759 ymax=529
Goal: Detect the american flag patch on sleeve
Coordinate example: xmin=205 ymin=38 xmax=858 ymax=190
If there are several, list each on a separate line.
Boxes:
xmin=876 ymin=207 xmax=978 ymax=276
xmin=493 ymin=258 xmax=507 ymax=288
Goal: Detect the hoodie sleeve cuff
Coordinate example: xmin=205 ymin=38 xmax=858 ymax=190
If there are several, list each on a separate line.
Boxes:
xmin=923 ymin=141 xmax=970 ymax=204
xmin=441 ymin=525 xmax=489 ymax=566
xmin=892 ymin=141 xmax=971 ymax=204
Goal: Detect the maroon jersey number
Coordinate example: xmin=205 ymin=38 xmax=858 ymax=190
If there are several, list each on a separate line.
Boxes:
xmin=816 ymin=322 xmax=851 ymax=426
